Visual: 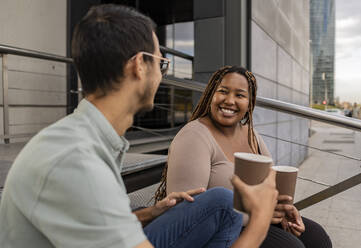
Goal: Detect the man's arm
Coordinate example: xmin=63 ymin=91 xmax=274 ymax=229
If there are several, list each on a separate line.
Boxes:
xmin=133 ymin=188 xmax=206 ymax=226
xmin=230 ymin=169 xmax=279 ymax=248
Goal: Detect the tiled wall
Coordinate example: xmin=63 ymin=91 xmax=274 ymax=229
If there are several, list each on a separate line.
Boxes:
xmin=0 ymin=0 xmax=67 ymax=143
xmin=251 ymin=0 xmax=310 ymax=166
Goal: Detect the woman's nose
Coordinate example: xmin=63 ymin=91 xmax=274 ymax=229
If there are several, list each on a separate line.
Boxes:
xmin=224 ymin=94 xmax=235 ymax=105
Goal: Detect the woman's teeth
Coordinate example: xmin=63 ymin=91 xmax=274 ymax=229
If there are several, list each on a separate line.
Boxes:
xmin=221 ymin=108 xmax=235 ymax=114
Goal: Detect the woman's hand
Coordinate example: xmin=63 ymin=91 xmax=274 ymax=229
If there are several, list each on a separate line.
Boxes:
xmin=151 ymin=187 xmax=206 ymax=218
xmin=271 ymin=195 xmax=293 ymax=224
xmin=284 ymin=205 xmax=305 ymax=237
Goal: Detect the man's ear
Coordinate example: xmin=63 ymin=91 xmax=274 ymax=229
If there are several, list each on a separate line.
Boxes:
xmin=129 ymin=53 xmax=145 ymax=80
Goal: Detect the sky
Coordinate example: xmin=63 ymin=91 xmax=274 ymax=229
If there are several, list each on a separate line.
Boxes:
xmin=335 ymin=0 xmax=361 ymax=103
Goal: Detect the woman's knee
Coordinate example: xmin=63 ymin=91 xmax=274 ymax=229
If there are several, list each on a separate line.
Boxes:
xmin=201 ymin=187 xmax=234 ymax=207
xmin=300 ymin=217 xmax=332 ymax=248
xmin=261 ymin=225 xmax=305 ymax=248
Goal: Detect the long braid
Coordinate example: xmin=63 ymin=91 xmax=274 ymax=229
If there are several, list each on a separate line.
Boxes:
xmin=153 ymin=161 xmax=168 ymax=203
xmin=154 ymin=66 xmax=259 ymax=202
xmin=244 ymin=70 xmax=258 ymax=154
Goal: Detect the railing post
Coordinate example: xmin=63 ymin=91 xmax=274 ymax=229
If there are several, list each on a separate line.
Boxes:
xmin=1 ymin=54 xmax=9 ymax=144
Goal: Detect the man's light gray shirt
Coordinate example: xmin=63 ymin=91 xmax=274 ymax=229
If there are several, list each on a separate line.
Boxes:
xmin=0 ymin=99 xmax=146 ymax=248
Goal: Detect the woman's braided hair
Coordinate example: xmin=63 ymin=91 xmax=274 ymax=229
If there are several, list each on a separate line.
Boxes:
xmin=154 ymin=65 xmax=258 ymax=202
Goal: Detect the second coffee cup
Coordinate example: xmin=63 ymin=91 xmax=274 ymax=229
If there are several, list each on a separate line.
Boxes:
xmin=272 ymin=165 xmax=299 ymax=204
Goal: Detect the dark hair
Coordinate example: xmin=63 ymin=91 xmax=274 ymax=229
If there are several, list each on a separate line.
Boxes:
xmin=71 ymin=4 xmax=156 ymax=96
xmin=154 ymin=65 xmax=259 ymax=202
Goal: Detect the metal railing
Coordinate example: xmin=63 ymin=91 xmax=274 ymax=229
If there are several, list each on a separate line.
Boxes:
xmin=161 ymin=76 xmax=361 ymax=131
xmin=0 ymin=44 xmax=193 ymax=142
xmin=0 ymin=44 xmax=192 ymax=63
xmin=4 ymin=43 xmax=359 ymax=132
xmin=1 ymin=43 xmax=361 ymax=210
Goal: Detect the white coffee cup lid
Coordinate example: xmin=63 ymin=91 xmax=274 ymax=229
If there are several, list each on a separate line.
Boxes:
xmin=234 ymin=152 xmax=273 ymax=163
xmin=272 ymin=165 xmax=299 ymax=172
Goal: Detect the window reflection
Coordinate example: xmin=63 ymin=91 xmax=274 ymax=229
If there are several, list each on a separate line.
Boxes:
xmin=163 ymin=22 xmax=194 ymax=79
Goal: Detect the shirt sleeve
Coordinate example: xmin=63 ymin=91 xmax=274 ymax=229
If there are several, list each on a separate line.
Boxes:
xmin=167 ymin=129 xmax=213 ymax=194
xmin=31 ymin=148 xmax=147 ymax=248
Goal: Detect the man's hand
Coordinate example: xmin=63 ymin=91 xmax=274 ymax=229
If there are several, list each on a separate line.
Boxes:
xmin=151 ymin=187 xmax=206 ymax=218
xmin=133 ymin=187 xmax=205 ymax=227
xmin=231 ymin=169 xmax=278 ymax=221
xmin=230 ymin=169 xmax=279 ymax=248
xmin=271 ymin=195 xmax=293 ymax=224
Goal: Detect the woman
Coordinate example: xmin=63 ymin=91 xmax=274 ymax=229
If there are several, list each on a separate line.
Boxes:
xmin=155 ymin=66 xmax=332 ymax=248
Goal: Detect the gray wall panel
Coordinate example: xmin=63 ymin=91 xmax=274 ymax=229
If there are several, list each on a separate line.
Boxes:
xmin=8 ymin=70 xmax=66 ymax=92
xmin=194 ymin=0 xmax=224 ymax=20
xmin=278 ymin=0 xmax=292 ymax=20
xmin=0 ymin=0 xmax=66 ymax=55
xmin=253 ymin=107 xmax=277 ymax=126
xmin=0 ymin=57 xmax=2 ymax=104
xmin=193 ymin=72 xmax=212 ymax=84
xmin=292 ymin=60 xmax=302 ymax=92
xmin=277 ymin=152 xmax=292 ymax=165
xmin=9 ymin=107 xmax=66 ymax=125
xmin=8 ymin=89 xmax=66 ymax=105
xmin=275 ymin=11 xmax=292 ymax=54
xmin=0 ymin=107 xmax=3 ymax=135
xmin=277 ymin=48 xmax=293 ymax=88
xmin=251 ymin=22 xmax=277 ymax=81
xmin=256 ymin=124 xmax=277 ymax=160
xmin=9 ymin=123 xmax=50 ymax=135
xmin=252 ymin=0 xmax=278 ymax=39
xmin=251 ymin=0 xmax=310 ymax=167
xmin=7 ymin=56 xmax=66 ymax=76
xmin=0 ymin=0 xmax=67 ymax=142
xmin=278 ymin=83 xmax=293 ymax=102
xmin=291 ymin=144 xmax=300 ymax=166
xmin=302 ymin=69 xmax=310 ymax=96
xmin=256 ymin=76 xmax=277 ymax=98
xmin=194 ymin=17 xmax=224 ymax=72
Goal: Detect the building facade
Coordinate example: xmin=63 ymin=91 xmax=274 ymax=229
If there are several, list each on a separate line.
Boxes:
xmin=194 ymin=0 xmax=310 ymax=166
xmin=0 ymin=0 xmax=67 ymax=143
xmin=310 ymin=0 xmax=335 ymax=105
xmin=0 ymin=0 xmax=311 ymax=166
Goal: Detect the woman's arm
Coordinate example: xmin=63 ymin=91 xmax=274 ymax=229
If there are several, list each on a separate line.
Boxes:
xmin=167 ymin=129 xmax=213 ymax=194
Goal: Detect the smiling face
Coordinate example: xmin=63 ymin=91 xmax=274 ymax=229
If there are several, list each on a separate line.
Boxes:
xmin=209 ymin=72 xmax=250 ymax=127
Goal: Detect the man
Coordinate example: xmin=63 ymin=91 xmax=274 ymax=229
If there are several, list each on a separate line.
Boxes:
xmin=0 ymin=4 xmax=278 ymax=248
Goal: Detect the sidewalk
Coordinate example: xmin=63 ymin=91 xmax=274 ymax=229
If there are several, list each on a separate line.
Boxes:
xmin=294 ymin=121 xmax=361 ymax=247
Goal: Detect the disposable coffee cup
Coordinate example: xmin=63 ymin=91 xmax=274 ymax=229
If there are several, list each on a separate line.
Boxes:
xmin=233 ymin=152 xmax=273 ymax=215
xmin=272 ymin=165 xmax=299 ymax=204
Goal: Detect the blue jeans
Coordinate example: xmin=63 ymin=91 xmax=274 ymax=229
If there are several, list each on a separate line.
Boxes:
xmin=143 ymin=187 xmax=243 ymax=248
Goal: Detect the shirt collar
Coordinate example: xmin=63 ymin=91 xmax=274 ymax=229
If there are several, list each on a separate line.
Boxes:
xmin=75 ymin=99 xmax=129 ymax=154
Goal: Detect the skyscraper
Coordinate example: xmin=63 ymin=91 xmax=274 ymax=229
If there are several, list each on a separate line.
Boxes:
xmin=310 ymin=0 xmax=335 ymax=105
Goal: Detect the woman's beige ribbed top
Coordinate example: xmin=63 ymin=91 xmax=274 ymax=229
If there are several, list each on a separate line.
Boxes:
xmin=166 ymin=119 xmax=272 ymax=194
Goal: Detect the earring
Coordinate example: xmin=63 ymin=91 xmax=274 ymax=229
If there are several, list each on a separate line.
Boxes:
xmin=241 ymin=112 xmax=249 ymax=125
